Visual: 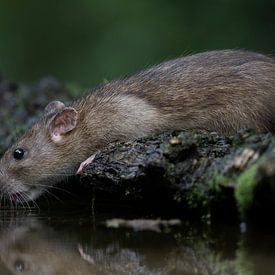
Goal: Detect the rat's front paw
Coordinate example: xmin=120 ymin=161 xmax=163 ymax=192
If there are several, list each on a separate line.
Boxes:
xmin=76 ymin=154 xmax=96 ymax=174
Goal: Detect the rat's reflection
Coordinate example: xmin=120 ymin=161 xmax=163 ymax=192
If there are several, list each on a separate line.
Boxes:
xmin=0 ymin=216 xmax=154 ymax=275
xmin=0 ymin=217 xmax=101 ymax=275
xmin=0 ymin=214 xmax=238 ymax=275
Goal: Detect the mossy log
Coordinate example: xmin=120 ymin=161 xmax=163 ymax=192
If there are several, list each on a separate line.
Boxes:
xmin=80 ymin=130 xmax=275 ymax=220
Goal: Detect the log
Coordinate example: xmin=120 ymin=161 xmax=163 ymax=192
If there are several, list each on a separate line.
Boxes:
xmin=80 ymin=129 xmax=275 ymax=221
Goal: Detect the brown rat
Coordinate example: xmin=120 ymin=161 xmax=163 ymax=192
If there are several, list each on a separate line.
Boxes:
xmin=0 ymin=49 xmax=275 ymax=202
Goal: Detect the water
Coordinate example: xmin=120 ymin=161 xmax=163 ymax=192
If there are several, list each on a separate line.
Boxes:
xmin=0 ymin=206 xmax=274 ymax=275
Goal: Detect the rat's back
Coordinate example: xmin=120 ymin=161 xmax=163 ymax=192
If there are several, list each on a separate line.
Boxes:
xmin=109 ymin=49 xmax=275 ymax=133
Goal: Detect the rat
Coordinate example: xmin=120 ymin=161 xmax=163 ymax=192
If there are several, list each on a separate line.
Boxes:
xmin=0 ymin=49 xmax=274 ymax=203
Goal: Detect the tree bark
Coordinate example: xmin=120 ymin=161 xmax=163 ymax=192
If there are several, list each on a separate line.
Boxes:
xmin=80 ymin=129 xmax=275 ymax=220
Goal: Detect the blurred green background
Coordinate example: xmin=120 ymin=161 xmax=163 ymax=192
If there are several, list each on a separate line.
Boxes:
xmin=0 ymin=0 xmax=274 ymax=88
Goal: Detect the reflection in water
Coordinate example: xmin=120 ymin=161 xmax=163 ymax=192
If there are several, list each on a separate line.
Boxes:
xmin=0 ymin=216 xmax=100 ymax=274
xmin=0 ymin=211 xmax=274 ymax=275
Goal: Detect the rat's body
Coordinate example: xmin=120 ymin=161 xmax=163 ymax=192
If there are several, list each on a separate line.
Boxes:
xmin=0 ymin=49 xmax=275 ymax=202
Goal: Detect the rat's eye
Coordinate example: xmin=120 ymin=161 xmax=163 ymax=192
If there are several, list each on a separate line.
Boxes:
xmin=13 ymin=148 xmax=25 ymax=160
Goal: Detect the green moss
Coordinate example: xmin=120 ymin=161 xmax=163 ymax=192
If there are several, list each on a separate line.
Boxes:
xmin=184 ymin=168 xmax=241 ymax=211
xmin=235 ymin=164 xmax=258 ymax=218
xmin=164 ymin=162 xmax=175 ymax=181
xmin=208 ymin=173 xmax=228 ymax=192
xmin=185 ymin=183 xmax=210 ymax=209
xmin=181 ymin=172 xmax=229 ymax=209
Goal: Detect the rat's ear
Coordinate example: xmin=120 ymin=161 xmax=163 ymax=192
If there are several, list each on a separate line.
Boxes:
xmin=44 ymin=101 xmax=65 ymax=116
xmin=49 ymin=107 xmax=78 ymax=142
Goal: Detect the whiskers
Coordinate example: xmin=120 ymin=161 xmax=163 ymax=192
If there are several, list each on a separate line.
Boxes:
xmin=26 ymin=182 xmax=76 ymax=199
xmin=19 ymin=179 xmax=78 ymax=206
xmin=0 ymin=190 xmax=38 ymax=213
xmin=14 ymin=192 xmax=38 ymax=211
xmin=41 ymin=187 xmax=65 ymax=205
xmin=0 ymin=170 xmax=80 ymax=210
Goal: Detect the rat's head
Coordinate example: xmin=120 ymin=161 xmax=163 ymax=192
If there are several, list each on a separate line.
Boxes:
xmin=0 ymin=101 xmax=81 ymax=203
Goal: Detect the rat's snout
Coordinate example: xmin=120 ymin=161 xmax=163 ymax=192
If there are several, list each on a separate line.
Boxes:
xmin=0 ymin=168 xmax=9 ymax=194
xmin=0 ymin=159 xmax=17 ymax=197
xmin=0 ymin=173 xmax=8 ymax=200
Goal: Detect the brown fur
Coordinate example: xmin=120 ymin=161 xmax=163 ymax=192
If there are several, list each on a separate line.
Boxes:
xmin=0 ymin=49 xmax=275 ymax=201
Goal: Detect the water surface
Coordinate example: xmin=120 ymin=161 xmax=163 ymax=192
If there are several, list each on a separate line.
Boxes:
xmin=0 ymin=207 xmax=274 ymax=275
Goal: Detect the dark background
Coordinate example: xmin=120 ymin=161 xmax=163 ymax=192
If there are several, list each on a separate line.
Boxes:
xmin=0 ymin=0 xmax=274 ymax=88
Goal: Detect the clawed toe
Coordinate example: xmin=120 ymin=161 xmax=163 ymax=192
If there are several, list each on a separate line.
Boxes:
xmin=76 ymin=154 xmax=96 ymax=174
